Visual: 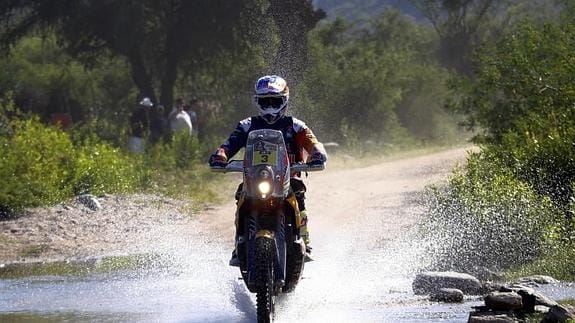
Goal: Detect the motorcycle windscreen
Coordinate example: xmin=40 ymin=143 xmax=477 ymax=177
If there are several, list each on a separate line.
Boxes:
xmin=244 ymin=129 xmax=290 ymax=197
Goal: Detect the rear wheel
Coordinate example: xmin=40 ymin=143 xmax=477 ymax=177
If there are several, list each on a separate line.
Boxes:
xmin=255 ymin=238 xmax=275 ymax=323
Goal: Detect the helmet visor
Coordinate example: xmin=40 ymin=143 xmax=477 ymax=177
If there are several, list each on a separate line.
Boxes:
xmin=257 ymin=97 xmax=284 ymax=110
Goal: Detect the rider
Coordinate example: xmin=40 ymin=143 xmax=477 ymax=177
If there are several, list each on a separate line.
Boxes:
xmin=208 ymin=75 xmax=328 ymax=266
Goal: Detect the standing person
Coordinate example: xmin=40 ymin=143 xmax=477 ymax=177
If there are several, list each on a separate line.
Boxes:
xmin=149 ymin=104 xmax=169 ymax=144
xmin=185 ymin=97 xmax=200 ymax=136
xmin=128 ymin=97 xmax=153 ymax=153
xmin=168 ymin=98 xmax=193 ymax=136
xmin=208 ymin=75 xmax=328 ymax=266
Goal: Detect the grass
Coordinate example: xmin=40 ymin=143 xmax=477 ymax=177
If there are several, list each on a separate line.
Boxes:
xmin=0 ymin=253 xmax=166 ymax=278
xmin=20 ymin=244 xmax=50 ymax=257
xmin=146 ymin=163 xmax=240 ymax=211
xmin=503 ymin=245 xmax=575 ymax=282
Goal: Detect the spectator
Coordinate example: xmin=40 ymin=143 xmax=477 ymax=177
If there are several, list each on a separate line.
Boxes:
xmin=185 ymin=97 xmax=200 ymax=136
xmin=168 ymin=98 xmax=193 ymax=136
xmin=128 ymin=97 xmax=152 ymax=153
xmin=149 ymin=104 xmax=169 ymax=144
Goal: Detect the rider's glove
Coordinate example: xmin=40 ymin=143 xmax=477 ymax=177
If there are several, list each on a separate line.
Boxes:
xmin=209 ymin=153 xmax=228 ymax=167
xmin=307 ymin=150 xmax=326 ymax=166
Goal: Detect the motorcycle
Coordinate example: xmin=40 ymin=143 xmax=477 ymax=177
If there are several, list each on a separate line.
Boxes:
xmin=211 ymin=129 xmax=324 ymax=322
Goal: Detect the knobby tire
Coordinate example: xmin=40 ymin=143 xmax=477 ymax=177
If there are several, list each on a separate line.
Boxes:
xmin=255 ymin=238 xmax=275 ymax=323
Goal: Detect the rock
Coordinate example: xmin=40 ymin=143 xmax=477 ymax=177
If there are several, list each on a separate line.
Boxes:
xmin=500 ymin=284 xmax=558 ymax=310
xmin=468 ymin=313 xmax=519 ymax=323
xmin=483 ymin=282 xmax=507 ymax=294
xmin=534 ymin=305 xmax=550 ymax=313
xmin=515 ymin=286 xmax=557 ymax=311
xmin=484 ymin=292 xmax=523 ymax=311
xmin=499 ymin=284 xmax=530 ymax=292
xmin=76 ymin=194 xmax=102 ymax=211
xmin=429 ymin=288 xmax=464 ymax=303
xmin=541 ymin=304 xmax=575 ymax=323
xmin=518 ymin=275 xmax=558 ymax=285
xmin=412 ymin=271 xmax=482 ymax=295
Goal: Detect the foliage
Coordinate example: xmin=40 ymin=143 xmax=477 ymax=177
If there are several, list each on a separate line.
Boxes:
xmin=72 ymin=143 xmax=145 ymax=196
xmin=0 ymin=0 xmax=320 ymax=110
xmin=422 ymin=152 xmax=559 ymax=272
xmin=0 ymin=117 xmax=144 ymax=216
xmin=0 ymin=34 xmax=136 ymax=138
xmin=146 ymin=132 xmax=202 ymax=170
xmin=507 ymin=185 xmax=575 ymax=280
xmin=426 ymin=20 xmax=575 ymax=277
xmin=453 ymin=22 xmax=575 ymax=208
xmin=456 ymin=23 xmax=575 ymax=140
xmin=0 ymin=118 xmax=76 ymax=212
xmin=408 ymin=0 xmax=505 ymax=76
xmin=298 ymin=11 xmax=461 ymax=147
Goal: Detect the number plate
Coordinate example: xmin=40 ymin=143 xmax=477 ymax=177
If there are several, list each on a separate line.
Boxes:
xmin=252 ymin=148 xmax=278 ymax=165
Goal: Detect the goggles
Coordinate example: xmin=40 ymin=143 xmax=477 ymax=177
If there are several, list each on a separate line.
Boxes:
xmin=257 ymin=97 xmax=285 ymax=110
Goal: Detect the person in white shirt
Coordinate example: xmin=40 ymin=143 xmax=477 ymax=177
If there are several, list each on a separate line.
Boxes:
xmin=168 ymin=98 xmax=192 ymax=135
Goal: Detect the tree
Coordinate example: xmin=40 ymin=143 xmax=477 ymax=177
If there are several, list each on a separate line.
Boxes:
xmin=409 ymin=0 xmax=503 ymax=76
xmin=300 ymin=10 xmax=458 ymax=146
xmin=0 ymin=0 xmax=270 ymax=108
xmin=455 ymin=22 xmax=575 ymax=207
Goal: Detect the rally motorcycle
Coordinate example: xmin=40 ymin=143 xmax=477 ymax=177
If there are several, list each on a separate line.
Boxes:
xmin=211 ymin=129 xmax=324 ymax=322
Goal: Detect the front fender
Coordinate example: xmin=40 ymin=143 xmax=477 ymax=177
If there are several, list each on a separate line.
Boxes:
xmin=256 ymin=229 xmax=275 ymax=239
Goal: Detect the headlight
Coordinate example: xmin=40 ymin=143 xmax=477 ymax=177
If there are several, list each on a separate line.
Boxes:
xmin=258 ymin=181 xmax=271 ymax=195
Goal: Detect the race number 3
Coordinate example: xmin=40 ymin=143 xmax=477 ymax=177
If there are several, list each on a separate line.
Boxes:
xmin=253 ymin=150 xmax=277 ymax=165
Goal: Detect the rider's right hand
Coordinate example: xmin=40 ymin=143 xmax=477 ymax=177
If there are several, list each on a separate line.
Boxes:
xmin=209 ymin=154 xmax=227 ymax=167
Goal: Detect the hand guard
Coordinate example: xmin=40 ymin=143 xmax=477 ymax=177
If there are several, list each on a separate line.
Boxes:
xmin=209 ymin=154 xmax=228 ymax=167
xmin=307 ymin=150 xmax=326 ymax=166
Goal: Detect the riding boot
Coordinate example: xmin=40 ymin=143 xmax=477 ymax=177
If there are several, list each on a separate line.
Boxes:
xmin=300 ymin=210 xmax=314 ymax=262
xmin=229 ymin=247 xmax=240 ymax=267
xmin=229 ymin=208 xmax=240 ymax=267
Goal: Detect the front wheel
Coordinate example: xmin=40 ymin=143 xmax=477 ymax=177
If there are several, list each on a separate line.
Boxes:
xmin=255 ymin=238 xmax=275 ymax=323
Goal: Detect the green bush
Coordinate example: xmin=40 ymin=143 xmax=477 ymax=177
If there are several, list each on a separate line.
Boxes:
xmin=146 ymin=132 xmax=202 ymax=170
xmin=431 ymin=21 xmax=575 ymax=277
xmin=495 ymin=113 xmax=575 ymax=208
xmin=0 ymin=119 xmax=76 ymax=212
xmin=422 ymin=151 xmax=559 ymax=273
xmin=72 ymin=143 xmax=145 ymax=195
xmin=0 ymin=117 xmax=144 ymax=216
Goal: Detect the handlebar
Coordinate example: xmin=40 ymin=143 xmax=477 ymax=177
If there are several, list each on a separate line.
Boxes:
xmin=290 ymin=163 xmax=325 ymax=172
xmin=210 ymin=160 xmax=325 ymax=173
xmin=210 ymin=160 xmax=243 ymax=173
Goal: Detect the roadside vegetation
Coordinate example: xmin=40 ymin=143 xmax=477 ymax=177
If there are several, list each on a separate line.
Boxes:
xmin=1 ymin=0 xmax=574 ymax=280
xmin=422 ymin=6 xmax=575 ymax=280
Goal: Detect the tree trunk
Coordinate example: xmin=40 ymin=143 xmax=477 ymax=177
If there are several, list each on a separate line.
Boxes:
xmin=160 ymin=32 xmax=179 ymax=109
xmin=127 ymin=48 xmax=157 ymax=104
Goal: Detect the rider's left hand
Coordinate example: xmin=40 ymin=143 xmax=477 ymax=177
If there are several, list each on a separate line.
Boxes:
xmin=307 ymin=151 xmax=326 ymax=166
xmin=209 ymin=154 xmax=228 ymax=167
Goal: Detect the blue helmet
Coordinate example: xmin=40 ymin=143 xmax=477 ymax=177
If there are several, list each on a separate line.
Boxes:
xmin=254 ymin=75 xmax=289 ymax=124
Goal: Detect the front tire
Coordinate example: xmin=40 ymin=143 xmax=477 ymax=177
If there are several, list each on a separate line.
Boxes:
xmin=255 ymin=238 xmax=275 ymax=323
